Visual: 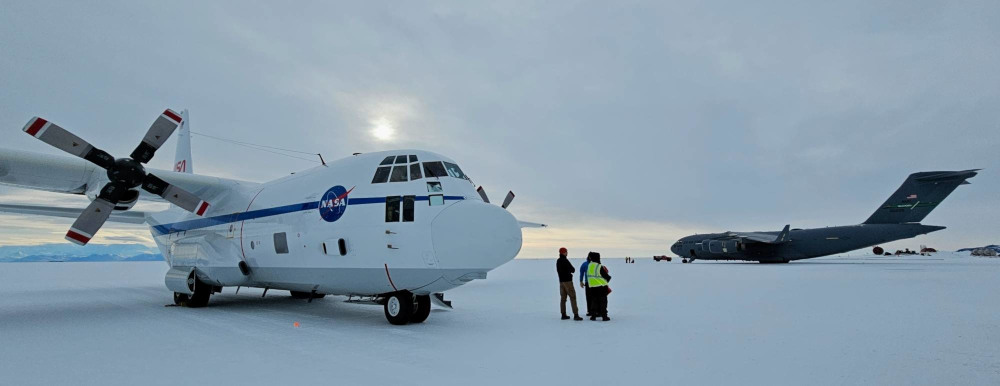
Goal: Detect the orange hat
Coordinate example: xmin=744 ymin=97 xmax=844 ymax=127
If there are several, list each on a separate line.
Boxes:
xmin=559 ymin=247 xmax=568 ymax=255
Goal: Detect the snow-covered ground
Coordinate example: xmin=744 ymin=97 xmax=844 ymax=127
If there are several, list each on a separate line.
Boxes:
xmin=1 ymin=253 xmax=999 ymax=385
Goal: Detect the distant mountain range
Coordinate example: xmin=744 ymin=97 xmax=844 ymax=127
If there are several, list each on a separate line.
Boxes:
xmin=956 ymin=245 xmax=1000 ymax=254
xmin=0 ymin=244 xmax=163 ymax=263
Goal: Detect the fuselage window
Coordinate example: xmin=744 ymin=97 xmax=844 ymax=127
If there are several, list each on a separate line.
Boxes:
xmin=274 ymin=232 xmax=289 ymax=254
xmin=443 ymin=162 xmax=466 ymax=179
xmin=372 ymin=166 xmax=391 ymax=183
xmin=410 ymin=163 xmax=423 ymax=180
xmin=403 ymin=195 xmax=415 ymax=222
xmin=389 ymin=165 xmax=408 ymax=182
xmin=394 ymin=155 xmax=408 ymax=164
xmin=426 ymin=181 xmax=442 ymax=192
xmin=385 ymin=196 xmax=401 ymax=222
xmin=423 ymin=162 xmax=447 ymax=178
xmin=338 ymin=238 xmax=347 ymax=256
xmin=428 ymin=194 xmax=444 ymax=206
xmin=409 ymin=155 xmax=418 ymax=163
xmin=379 ymin=156 xmax=394 ymax=165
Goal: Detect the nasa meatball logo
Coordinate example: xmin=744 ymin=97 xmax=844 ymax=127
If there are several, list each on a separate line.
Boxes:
xmin=319 ymin=185 xmax=354 ymax=222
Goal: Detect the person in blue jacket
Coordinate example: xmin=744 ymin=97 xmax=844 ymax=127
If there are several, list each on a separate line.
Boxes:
xmin=579 ymin=253 xmax=592 ymax=317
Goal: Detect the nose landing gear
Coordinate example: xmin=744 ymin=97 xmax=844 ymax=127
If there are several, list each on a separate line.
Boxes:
xmin=383 ymin=291 xmax=432 ymax=325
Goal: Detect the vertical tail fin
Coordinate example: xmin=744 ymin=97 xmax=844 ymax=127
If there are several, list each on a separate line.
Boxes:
xmin=863 ymin=170 xmax=979 ymax=224
xmin=173 ymin=109 xmax=193 ymax=174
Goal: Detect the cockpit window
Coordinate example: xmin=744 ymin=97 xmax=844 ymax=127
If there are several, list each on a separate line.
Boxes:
xmin=372 ymin=166 xmax=391 ymax=183
xmin=423 ymin=162 xmax=447 ymax=178
xmin=394 ymin=155 xmax=408 ymax=164
xmin=443 ymin=162 xmax=466 ymax=179
xmin=380 ymin=156 xmax=394 ymax=166
xmin=389 ymin=165 xmax=408 ymax=182
xmin=409 ymin=155 xmax=418 ymax=163
xmin=409 ymin=163 xmax=422 ymax=180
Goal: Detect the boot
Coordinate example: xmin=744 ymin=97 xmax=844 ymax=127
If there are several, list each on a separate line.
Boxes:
xmin=590 ymin=315 xmax=597 ymax=321
xmin=573 ymin=314 xmax=584 ymax=321
xmin=561 ymin=314 xmax=570 ymax=320
xmin=602 ymin=315 xmax=611 ymax=321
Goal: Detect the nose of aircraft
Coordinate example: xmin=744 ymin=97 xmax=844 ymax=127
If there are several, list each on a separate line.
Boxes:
xmin=431 ymin=200 xmax=522 ymax=272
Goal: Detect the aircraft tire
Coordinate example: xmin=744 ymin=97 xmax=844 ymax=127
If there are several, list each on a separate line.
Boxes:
xmin=174 ymin=278 xmax=212 ymax=308
xmin=186 ymin=278 xmax=212 ymax=308
xmin=289 ymin=291 xmax=326 ymax=299
xmin=409 ymin=295 xmax=432 ymax=324
xmin=384 ymin=291 xmax=414 ymax=325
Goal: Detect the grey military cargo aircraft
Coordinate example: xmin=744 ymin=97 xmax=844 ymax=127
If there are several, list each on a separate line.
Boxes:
xmin=670 ymin=170 xmax=979 ymax=263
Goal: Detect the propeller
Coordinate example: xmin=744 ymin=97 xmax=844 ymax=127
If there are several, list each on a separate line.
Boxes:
xmin=23 ymin=109 xmax=210 ymax=245
xmin=476 ymin=186 xmax=516 ymax=209
xmin=501 ymin=191 xmax=515 ymax=209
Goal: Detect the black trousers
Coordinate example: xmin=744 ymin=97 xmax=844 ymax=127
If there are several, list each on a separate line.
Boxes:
xmin=587 ymin=286 xmax=608 ymax=317
xmin=584 ymin=285 xmax=592 ymax=315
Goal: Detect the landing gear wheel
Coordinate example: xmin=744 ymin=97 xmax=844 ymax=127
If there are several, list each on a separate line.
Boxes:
xmin=409 ymin=295 xmax=431 ymax=324
xmin=682 ymin=259 xmax=689 ymax=263
xmin=290 ymin=291 xmax=326 ymax=299
xmin=174 ymin=275 xmax=211 ymax=308
xmin=384 ymin=291 xmax=414 ymax=325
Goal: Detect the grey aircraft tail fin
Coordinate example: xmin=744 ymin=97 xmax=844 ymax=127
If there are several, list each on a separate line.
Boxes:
xmin=863 ymin=169 xmax=979 ymax=224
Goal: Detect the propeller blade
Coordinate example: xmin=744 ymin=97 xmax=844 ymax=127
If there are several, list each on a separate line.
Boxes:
xmin=130 ymin=109 xmax=183 ymax=163
xmin=501 ymin=191 xmax=515 ymax=209
xmin=476 ymin=186 xmax=490 ymax=203
xmin=141 ymin=173 xmax=210 ymax=216
xmin=22 ymin=117 xmax=115 ymax=169
xmin=65 ymin=198 xmax=115 ymax=245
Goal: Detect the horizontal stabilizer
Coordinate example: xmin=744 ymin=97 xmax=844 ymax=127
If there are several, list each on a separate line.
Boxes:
xmin=518 ymin=221 xmax=548 ymax=228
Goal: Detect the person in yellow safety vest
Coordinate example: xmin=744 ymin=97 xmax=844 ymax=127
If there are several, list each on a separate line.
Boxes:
xmin=585 ymin=252 xmax=612 ymax=321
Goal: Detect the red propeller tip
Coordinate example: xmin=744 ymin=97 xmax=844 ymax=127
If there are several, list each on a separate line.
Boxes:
xmin=196 ymin=201 xmax=210 ymax=216
xmin=65 ymin=229 xmax=92 ymax=246
xmin=162 ymin=109 xmax=183 ymax=124
xmin=24 ymin=118 xmax=49 ymax=137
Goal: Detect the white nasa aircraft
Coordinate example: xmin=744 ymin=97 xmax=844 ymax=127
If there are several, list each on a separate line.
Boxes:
xmin=0 ymin=109 xmax=544 ymax=325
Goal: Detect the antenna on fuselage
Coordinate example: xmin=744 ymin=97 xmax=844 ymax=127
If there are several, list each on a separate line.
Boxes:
xmin=318 ymin=153 xmax=326 ymax=166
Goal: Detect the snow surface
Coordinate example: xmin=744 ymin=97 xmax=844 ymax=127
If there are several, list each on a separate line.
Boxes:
xmin=1 ymin=254 xmax=999 ymax=385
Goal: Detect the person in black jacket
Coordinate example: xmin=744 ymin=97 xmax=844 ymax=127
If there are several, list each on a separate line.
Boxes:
xmin=556 ymin=247 xmax=583 ymax=321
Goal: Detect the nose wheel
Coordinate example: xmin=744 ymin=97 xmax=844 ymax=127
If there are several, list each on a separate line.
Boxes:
xmin=383 ymin=291 xmax=433 ymax=325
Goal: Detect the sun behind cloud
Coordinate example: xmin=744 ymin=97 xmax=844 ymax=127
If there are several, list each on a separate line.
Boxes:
xmin=370 ymin=117 xmax=395 ymax=141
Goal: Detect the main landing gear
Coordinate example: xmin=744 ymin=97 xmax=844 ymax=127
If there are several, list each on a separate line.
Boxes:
xmin=173 ymin=275 xmax=214 ymax=308
xmin=383 ymin=291 xmax=432 ymax=325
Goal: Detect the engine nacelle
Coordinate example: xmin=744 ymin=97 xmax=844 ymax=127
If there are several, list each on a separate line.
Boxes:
xmin=86 ymin=188 xmax=140 ymax=211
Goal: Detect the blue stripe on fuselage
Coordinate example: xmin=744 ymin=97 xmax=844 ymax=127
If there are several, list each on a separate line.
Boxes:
xmin=150 ymin=195 xmax=465 ymax=235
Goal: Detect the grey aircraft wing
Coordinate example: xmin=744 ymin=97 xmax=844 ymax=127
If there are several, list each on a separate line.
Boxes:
xmin=735 ymin=224 xmax=791 ymax=244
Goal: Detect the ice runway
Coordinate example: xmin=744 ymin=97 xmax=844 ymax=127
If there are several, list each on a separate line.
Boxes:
xmin=1 ymin=255 xmax=999 ymax=385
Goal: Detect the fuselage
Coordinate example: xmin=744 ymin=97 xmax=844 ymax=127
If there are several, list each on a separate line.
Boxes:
xmin=147 ymin=149 xmax=522 ymax=296
xmin=670 ymin=223 xmax=945 ymax=262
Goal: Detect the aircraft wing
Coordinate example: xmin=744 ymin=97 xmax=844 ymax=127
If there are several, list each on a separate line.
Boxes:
xmin=0 ymin=203 xmax=147 ymax=224
xmin=518 ymin=220 xmax=548 ymax=228
xmin=736 ymin=225 xmax=791 ymax=244
xmin=1 ymin=147 xmax=259 ymax=212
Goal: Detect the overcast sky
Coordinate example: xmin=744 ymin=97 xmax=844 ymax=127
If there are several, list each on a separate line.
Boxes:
xmin=1 ymin=1 xmax=997 ymax=257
